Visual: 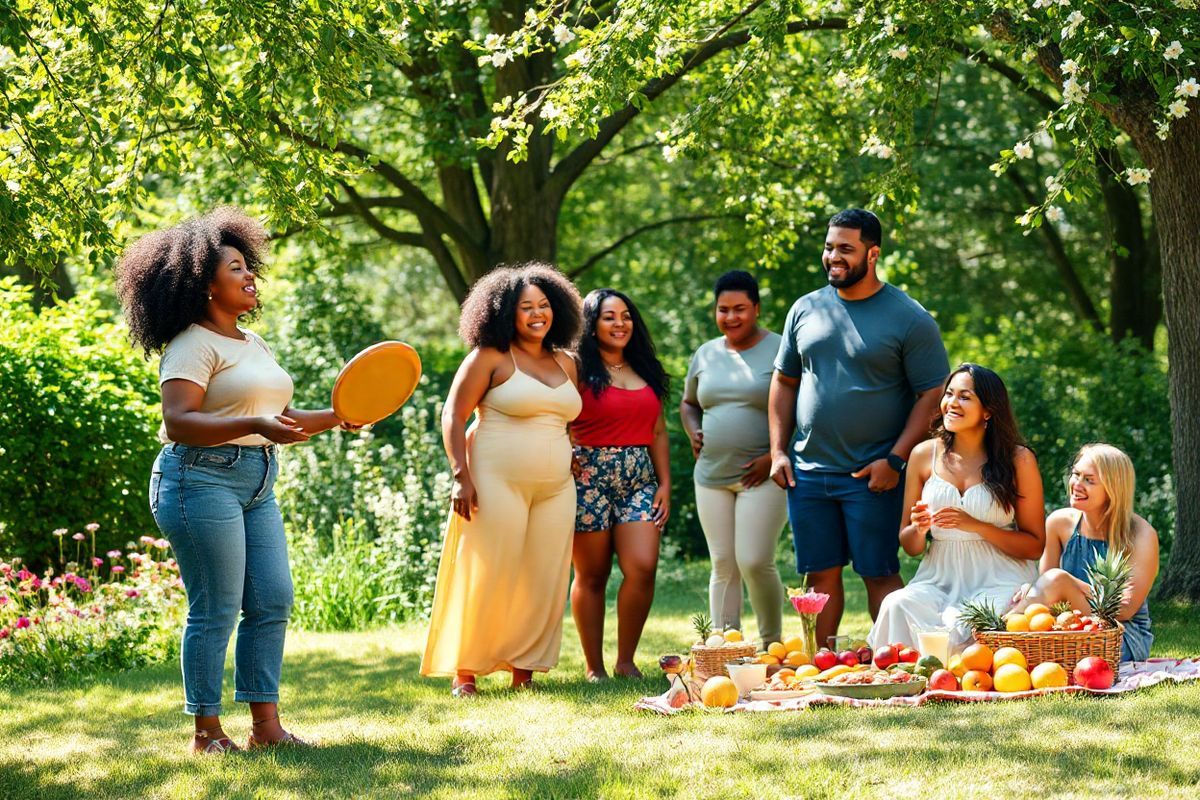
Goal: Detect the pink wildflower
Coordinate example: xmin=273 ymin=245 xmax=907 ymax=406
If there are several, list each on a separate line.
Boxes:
xmin=16 ymin=568 xmax=33 ymax=582
xmin=139 ymin=536 xmax=156 ymax=545
xmin=86 ymin=522 xmax=100 ymax=532
xmin=74 ymin=578 xmax=93 ymax=592
xmin=0 ymin=628 xmax=8 ymax=638
xmin=15 ymin=617 xmax=31 ymax=629
xmin=154 ymin=538 xmax=170 ymax=550
xmin=125 ymin=589 xmax=140 ymax=598
xmin=30 ymin=577 xmax=43 ymax=590
xmin=0 ymin=595 xmax=7 ymax=605
xmin=789 ymin=589 xmax=831 ymax=615
xmin=111 ymin=566 xmax=125 ymax=574
xmin=107 ymin=550 xmax=122 ymax=559
xmin=91 ymin=557 xmax=103 ymax=568
xmin=53 ymin=528 xmax=68 ymax=537
xmin=72 ymin=532 xmax=86 ymax=541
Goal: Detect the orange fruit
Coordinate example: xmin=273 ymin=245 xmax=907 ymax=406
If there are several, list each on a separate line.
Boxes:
xmin=775 ymin=667 xmax=796 ymax=679
xmin=757 ymin=654 xmax=781 ymax=665
xmin=962 ymin=670 xmax=993 ymax=691
xmin=701 ymin=676 xmax=739 ymax=707
xmin=1024 ymin=603 xmax=1051 ymax=618
xmin=1029 ymin=613 xmax=1056 ymax=632
xmin=993 ymin=646 xmax=1028 ymax=671
xmin=960 ymin=643 xmax=994 ymax=672
xmin=723 ymin=629 xmax=743 ymax=642
xmin=784 ymin=650 xmax=810 ymax=667
xmin=783 ymin=636 xmax=805 ymax=654
xmin=1005 ymin=613 xmax=1031 ymax=632
xmin=1031 ymin=662 xmax=1069 ymax=689
xmin=993 ymin=663 xmax=1032 ymax=693
xmin=767 ymin=642 xmax=787 ymax=660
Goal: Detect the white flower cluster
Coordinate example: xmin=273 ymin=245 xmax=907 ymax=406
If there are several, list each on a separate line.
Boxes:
xmin=1164 ymin=40 xmax=1183 ymax=60
xmin=1061 ymin=10 xmax=1084 ymax=40
xmin=1046 ymin=175 xmax=1063 ymax=193
xmin=1045 ymin=206 xmax=1064 ymax=223
xmin=1013 ymin=141 xmax=1033 ymax=159
xmin=1177 ymin=78 xmax=1200 ymax=98
xmin=1060 ymin=58 xmax=1079 ymax=76
xmin=479 ymin=32 xmax=513 ymax=68
xmin=553 ymin=24 xmax=575 ymax=46
xmin=888 ymin=45 xmax=909 ymax=60
xmin=1062 ymin=76 xmax=1088 ymax=104
xmin=882 ymin=16 xmax=897 ymax=37
xmin=1125 ymin=168 xmax=1152 ymax=186
xmin=861 ymin=134 xmax=894 ymax=159
xmin=1032 ymin=0 xmax=1072 ymax=8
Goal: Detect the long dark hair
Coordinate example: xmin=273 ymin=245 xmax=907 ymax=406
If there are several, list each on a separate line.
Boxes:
xmin=932 ymin=363 xmax=1027 ymax=511
xmin=577 ymin=288 xmax=669 ymax=399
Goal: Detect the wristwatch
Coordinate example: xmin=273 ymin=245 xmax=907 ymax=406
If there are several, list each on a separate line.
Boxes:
xmin=886 ymin=452 xmax=907 ymax=473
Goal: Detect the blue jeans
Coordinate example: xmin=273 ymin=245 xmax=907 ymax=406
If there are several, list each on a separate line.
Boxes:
xmin=786 ymin=469 xmax=903 ymax=578
xmin=150 ymin=443 xmax=293 ymax=716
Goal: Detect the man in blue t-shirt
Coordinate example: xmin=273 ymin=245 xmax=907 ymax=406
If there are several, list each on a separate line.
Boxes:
xmin=769 ymin=209 xmax=949 ymax=646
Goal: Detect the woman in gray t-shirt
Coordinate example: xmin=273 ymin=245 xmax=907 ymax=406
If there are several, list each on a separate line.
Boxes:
xmin=680 ymin=271 xmax=789 ymax=648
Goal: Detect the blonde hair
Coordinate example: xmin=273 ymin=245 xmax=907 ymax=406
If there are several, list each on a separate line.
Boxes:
xmin=1072 ymin=443 xmax=1136 ymax=554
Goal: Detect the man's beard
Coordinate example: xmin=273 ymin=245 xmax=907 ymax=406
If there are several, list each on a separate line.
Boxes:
xmin=823 ymin=254 xmax=868 ymax=289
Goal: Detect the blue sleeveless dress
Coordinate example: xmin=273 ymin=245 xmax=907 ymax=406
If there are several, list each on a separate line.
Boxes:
xmin=1060 ymin=515 xmax=1153 ymax=662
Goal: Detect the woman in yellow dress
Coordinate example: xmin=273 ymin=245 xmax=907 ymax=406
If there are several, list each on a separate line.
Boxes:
xmin=421 ymin=264 xmax=584 ymax=696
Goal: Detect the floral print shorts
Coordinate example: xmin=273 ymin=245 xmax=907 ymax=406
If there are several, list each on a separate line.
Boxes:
xmin=574 ymin=445 xmax=657 ymax=532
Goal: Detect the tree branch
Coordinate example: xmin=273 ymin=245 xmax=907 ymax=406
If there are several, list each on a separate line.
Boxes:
xmin=947 ymin=40 xmax=1058 ymax=113
xmin=269 ymin=112 xmax=482 ymax=253
xmin=547 ymin=17 xmax=848 ymax=201
xmin=340 ymin=183 xmax=430 ymax=249
xmin=568 ymin=212 xmax=741 ymax=278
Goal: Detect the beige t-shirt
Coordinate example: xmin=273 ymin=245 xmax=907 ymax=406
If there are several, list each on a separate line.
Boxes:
xmin=158 ymin=324 xmax=294 ymax=446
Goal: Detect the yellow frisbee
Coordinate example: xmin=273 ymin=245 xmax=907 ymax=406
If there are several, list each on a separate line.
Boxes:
xmin=331 ymin=341 xmax=422 ymax=426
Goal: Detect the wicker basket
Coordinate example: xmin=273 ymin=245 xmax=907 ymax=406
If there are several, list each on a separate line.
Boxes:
xmin=689 ymin=642 xmax=757 ymax=682
xmin=973 ymin=623 xmax=1123 ymax=675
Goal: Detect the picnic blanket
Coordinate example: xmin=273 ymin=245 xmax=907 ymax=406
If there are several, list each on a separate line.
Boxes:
xmin=634 ymin=657 xmax=1200 ymax=715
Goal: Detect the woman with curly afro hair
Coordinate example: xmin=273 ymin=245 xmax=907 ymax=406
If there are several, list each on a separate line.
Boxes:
xmin=117 ymin=207 xmax=354 ymax=754
xmin=421 ymin=263 xmax=584 ymax=696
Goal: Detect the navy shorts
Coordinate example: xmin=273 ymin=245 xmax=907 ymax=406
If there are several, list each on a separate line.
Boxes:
xmin=786 ymin=469 xmax=902 ymax=578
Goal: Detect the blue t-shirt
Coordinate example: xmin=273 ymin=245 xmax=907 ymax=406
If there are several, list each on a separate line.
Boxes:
xmin=774 ymin=283 xmax=949 ymax=472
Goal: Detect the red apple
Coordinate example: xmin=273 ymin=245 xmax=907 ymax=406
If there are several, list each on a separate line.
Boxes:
xmin=838 ymin=649 xmax=859 ymax=667
xmin=1073 ymin=657 xmax=1115 ymax=689
xmin=928 ymin=669 xmax=959 ymax=692
xmin=813 ymin=648 xmax=838 ymax=671
xmin=873 ymin=645 xmax=899 ymax=669
xmin=898 ymin=647 xmax=921 ymax=663
xmin=856 ymin=645 xmax=874 ymax=665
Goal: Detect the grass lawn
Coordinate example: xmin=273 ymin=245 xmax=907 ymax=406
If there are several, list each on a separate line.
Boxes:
xmin=3 ymin=555 xmax=1199 ymax=800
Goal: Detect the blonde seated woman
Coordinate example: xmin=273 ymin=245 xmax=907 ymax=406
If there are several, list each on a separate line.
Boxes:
xmin=1012 ymin=443 xmax=1158 ymax=662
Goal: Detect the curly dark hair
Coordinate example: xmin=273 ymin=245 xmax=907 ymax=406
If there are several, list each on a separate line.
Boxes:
xmin=932 ymin=362 xmax=1030 ymax=511
xmin=577 ymin=288 xmax=670 ymax=400
xmin=116 ymin=207 xmax=269 ymax=356
xmin=457 ymin=263 xmax=582 ymax=351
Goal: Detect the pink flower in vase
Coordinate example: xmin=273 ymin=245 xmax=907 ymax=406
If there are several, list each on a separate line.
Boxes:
xmin=788 ymin=589 xmax=831 ymax=616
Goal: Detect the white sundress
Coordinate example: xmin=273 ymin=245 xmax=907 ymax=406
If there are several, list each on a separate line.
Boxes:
xmin=868 ymin=443 xmax=1038 ymax=655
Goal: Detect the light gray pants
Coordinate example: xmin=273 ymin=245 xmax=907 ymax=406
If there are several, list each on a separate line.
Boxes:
xmin=694 ymin=479 xmax=789 ymax=647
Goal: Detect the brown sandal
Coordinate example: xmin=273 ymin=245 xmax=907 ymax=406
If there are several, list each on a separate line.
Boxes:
xmin=245 ymin=714 xmax=313 ymax=749
xmin=191 ymin=727 xmax=240 ymax=756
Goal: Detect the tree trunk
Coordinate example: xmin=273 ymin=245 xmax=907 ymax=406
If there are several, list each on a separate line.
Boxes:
xmin=1097 ymin=147 xmax=1162 ymax=350
xmin=2 ymin=258 xmax=74 ymax=308
xmin=1134 ymin=113 xmax=1200 ymax=601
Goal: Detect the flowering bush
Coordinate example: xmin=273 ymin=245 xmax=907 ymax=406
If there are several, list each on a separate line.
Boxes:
xmin=0 ymin=526 xmax=185 ymax=684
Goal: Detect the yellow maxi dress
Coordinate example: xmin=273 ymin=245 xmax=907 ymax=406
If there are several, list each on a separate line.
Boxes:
xmin=421 ymin=358 xmax=582 ymax=677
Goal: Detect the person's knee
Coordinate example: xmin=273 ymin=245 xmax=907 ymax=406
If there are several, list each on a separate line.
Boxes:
xmin=574 ymin=567 xmax=611 ymax=594
xmin=806 ymin=566 xmax=842 ymax=588
xmin=248 ymin=581 xmax=294 ymax=622
xmin=621 ymin=560 xmax=658 ymax=588
xmin=735 ymin=554 xmax=778 ymax=583
xmin=710 ymin=551 xmax=739 ymax=581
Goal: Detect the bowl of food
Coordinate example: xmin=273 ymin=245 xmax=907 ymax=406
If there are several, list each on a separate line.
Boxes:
xmin=815 ymin=669 xmax=927 ymax=699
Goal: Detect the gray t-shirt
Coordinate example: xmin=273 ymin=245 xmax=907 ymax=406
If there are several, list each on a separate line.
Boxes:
xmin=684 ymin=331 xmax=782 ymax=487
xmin=774 ymin=284 xmax=948 ymax=473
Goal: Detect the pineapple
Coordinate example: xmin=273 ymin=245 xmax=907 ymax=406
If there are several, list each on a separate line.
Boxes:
xmin=958 ymin=598 xmax=1004 ymax=633
xmin=691 ymin=612 xmax=713 ymax=643
xmin=1049 ymin=600 xmax=1074 ymax=617
xmin=1086 ymin=548 xmax=1132 ymax=628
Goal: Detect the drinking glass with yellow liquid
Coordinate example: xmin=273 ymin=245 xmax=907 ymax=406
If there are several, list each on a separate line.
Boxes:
xmin=917 ymin=627 xmax=951 ymax=667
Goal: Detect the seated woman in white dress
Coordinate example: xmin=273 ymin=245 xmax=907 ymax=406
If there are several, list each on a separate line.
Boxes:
xmin=868 ymin=363 xmax=1046 ymax=655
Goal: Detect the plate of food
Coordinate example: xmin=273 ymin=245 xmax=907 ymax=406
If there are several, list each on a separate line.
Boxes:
xmin=748 ymin=687 xmax=816 ymax=702
xmin=747 ymin=667 xmax=819 ymax=702
xmin=815 ymin=669 xmax=927 ymax=699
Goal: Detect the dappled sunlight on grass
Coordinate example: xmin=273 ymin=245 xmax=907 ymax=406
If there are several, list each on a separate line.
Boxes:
xmin=2 ymin=561 xmax=1198 ymax=798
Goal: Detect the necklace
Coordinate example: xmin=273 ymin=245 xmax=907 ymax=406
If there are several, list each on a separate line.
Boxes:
xmin=606 ymin=361 xmax=627 ymax=371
